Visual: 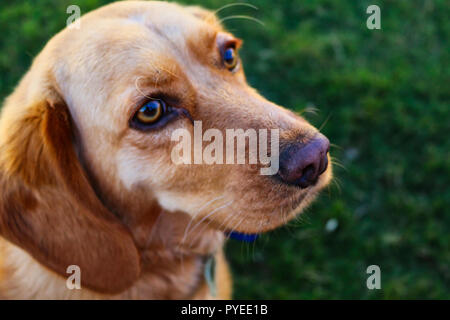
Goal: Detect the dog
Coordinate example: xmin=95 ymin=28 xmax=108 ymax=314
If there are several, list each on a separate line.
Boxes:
xmin=0 ymin=1 xmax=331 ymax=299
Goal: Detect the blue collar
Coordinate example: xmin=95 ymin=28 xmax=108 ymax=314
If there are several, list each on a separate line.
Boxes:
xmin=227 ymin=232 xmax=259 ymax=242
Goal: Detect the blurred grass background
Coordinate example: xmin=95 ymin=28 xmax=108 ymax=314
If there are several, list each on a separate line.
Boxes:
xmin=0 ymin=0 xmax=448 ymax=299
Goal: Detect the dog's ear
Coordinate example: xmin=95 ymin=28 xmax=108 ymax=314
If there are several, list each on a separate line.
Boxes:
xmin=0 ymin=94 xmax=141 ymax=294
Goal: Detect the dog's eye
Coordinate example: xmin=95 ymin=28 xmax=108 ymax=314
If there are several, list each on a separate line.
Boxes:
xmin=134 ymin=100 xmax=165 ymax=124
xmin=223 ymin=47 xmax=238 ymax=71
xmin=130 ymin=96 xmax=191 ymax=131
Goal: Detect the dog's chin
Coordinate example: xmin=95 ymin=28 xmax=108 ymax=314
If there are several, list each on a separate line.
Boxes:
xmin=219 ymin=166 xmax=333 ymax=235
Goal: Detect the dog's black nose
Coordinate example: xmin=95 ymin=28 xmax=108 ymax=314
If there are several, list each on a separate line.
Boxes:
xmin=278 ymin=134 xmax=330 ymax=188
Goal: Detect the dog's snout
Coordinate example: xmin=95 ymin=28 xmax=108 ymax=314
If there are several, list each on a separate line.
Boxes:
xmin=278 ymin=134 xmax=330 ymax=188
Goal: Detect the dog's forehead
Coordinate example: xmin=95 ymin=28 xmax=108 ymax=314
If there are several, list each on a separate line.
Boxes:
xmin=53 ymin=1 xmax=222 ymax=119
xmin=75 ymin=2 xmax=221 ymax=80
xmin=83 ymin=1 xmax=221 ymax=50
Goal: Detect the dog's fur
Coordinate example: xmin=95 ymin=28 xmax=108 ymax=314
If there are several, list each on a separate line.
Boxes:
xmin=0 ymin=1 xmax=331 ymax=299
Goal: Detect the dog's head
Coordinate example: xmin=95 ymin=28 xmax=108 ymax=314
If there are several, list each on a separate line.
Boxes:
xmin=0 ymin=1 xmax=331 ymax=294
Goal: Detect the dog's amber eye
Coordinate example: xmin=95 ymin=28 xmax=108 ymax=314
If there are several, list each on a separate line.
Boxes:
xmin=135 ymin=100 xmax=164 ymax=124
xmin=130 ymin=97 xmax=188 ymax=131
xmin=223 ymin=47 xmax=238 ymax=71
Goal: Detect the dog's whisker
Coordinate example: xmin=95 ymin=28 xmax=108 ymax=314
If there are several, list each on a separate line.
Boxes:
xmin=134 ymin=69 xmax=180 ymax=100
xmin=293 ymin=211 xmax=308 ymax=227
xmin=134 ymin=76 xmax=153 ymax=100
xmin=330 ymin=143 xmax=343 ymax=150
xmin=147 ymin=58 xmax=181 ymax=80
xmin=330 ymin=159 xmax=347 ymax=171
xmin=331 ymin=181 xmax=342 ymax=195
xmin=330 ymin=177 xmax=343 ymax=194
xmin=297 ymin=106 xmax=319 ymax=116
xmin=212 ymin=208 xmax=239 ymax=234
xmin=318 ymin=113 xmax=333 ymax=132
xmin=214 ymin=2 xmax=258 ymax=15
xmin=180 ymin=195 xmax=226 ymax=245
xmin=333 ymin=175 xmax=343 ymax=184
xmin=231 ymin=215 xmax=246 ymax=235
xmin=201 ymin=209 xmax=246 ymax=246
xmin=225 ymin=213 xmax=246 ymax=241
xmin=185 ymin=200 xmax=234 ymax=240
xmin=250 ymin=219 xmax=264 ymax=260
xmin=212 ymin=3 xmax=259 ymax=26
xmin=187 ymin=219 xmax=215 ymax=248
xmin=219 ymin=15 xmax=265 ymax=27
xmin=187 ymin=210 xmax=233 ymax=248
xmin=330 ymin=156 xmax=344 ymax=165
xmin=186 ymin=201 xmax=235 ymax=248
xmin=223 ymin=211 xmax=242 ymax=241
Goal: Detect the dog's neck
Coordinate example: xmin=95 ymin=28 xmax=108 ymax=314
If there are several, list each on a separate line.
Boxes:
xmin=0 ymin=211 xmax=224 ymax=299
xmin=0 ymin=148 xmax=226 ymax=299
xmin=93 ymin=179 xmax=225 ymax=258
xmin=0 ymin=236 xmax=221 ymax=299
xmin=0 ymin=179 xmax=225 ymax=299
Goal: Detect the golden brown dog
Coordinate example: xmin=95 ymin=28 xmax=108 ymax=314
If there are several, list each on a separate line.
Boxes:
xmin=0 ymin=1 xmax=332 ymax=299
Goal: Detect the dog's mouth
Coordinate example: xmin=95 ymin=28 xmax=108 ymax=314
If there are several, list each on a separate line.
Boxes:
xmin=218 ymin=190 xmax=310 ymax=242
xmin=217 ymin=167 xmax=332 ymax=240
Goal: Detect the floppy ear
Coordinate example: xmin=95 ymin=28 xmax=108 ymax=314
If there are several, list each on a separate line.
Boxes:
xmin=0 ymin=95 xmax=141 ymax=294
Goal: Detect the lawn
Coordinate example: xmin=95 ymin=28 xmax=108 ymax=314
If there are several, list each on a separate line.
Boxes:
xmin=0 ymin=0 xmax=448 ymax=299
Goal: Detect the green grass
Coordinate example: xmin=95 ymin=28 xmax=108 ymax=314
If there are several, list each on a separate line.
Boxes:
xmin=1 ymin=0 xmax=449 ymax=299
